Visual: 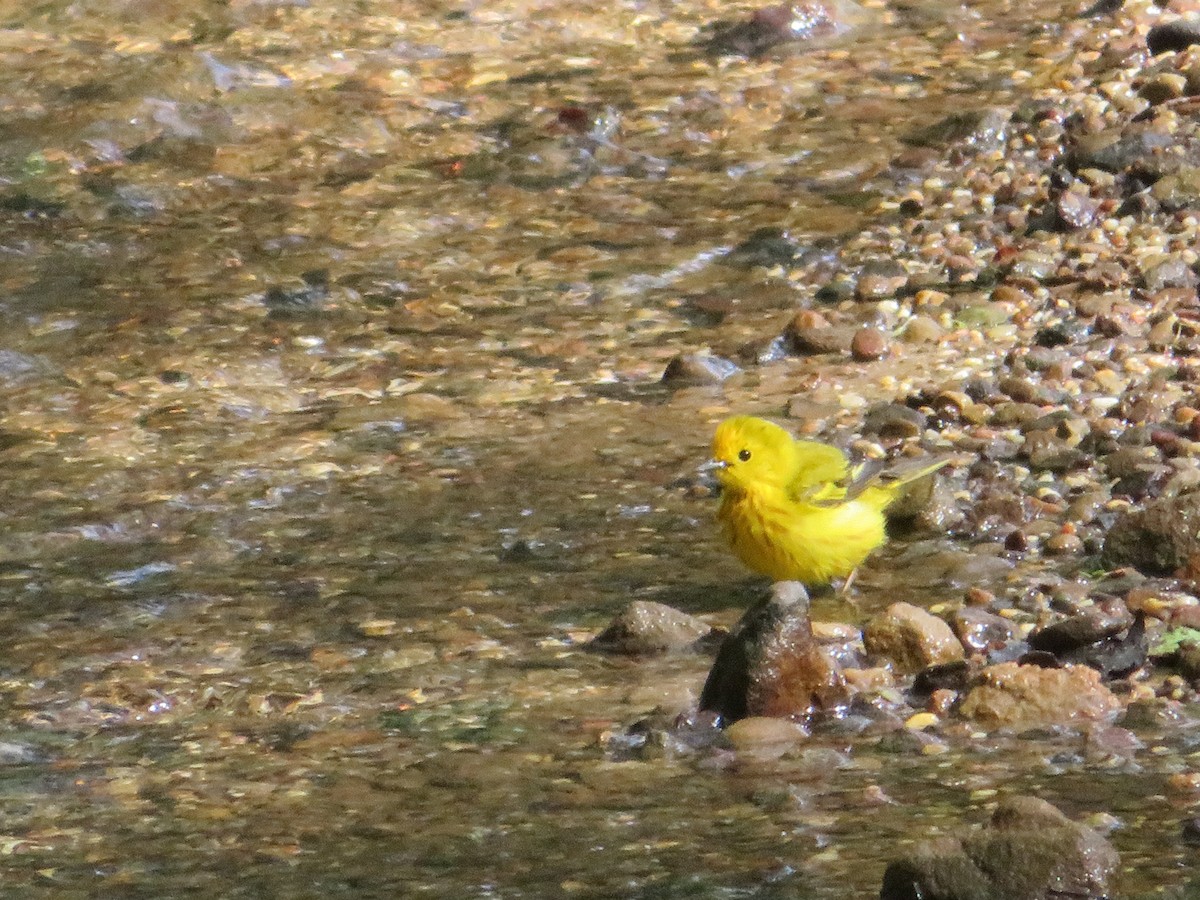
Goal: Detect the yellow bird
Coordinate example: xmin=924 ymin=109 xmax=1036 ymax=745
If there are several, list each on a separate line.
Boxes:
xmin=709 ymin=415 xmax=946 ymax=587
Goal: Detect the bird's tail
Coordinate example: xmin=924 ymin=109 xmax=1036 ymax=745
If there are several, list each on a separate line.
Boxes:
xmin=855 ymin=458 xmax=950 ymax=513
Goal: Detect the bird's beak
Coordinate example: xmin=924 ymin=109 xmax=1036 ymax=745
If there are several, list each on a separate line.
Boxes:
xmin=699 ymin=459 xmax=727 ymax=475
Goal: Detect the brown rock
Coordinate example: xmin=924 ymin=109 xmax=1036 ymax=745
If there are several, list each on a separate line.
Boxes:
xmin=850 ymin=326 xmax=889 ymax=361
xmin=958 ymin=662 xmax=1122 ymax=729
xmin=699 ymin=582 xmax=849 ymax=724
xmin=864 ymin=602 xmax=965 ymax=674
xmin=724 ymin=716 xmax=808 ymax=761
xmin=784 ymin=314 xmax=856 ymax=355
xmin=591 ymin=601 xmax=720 ymax=655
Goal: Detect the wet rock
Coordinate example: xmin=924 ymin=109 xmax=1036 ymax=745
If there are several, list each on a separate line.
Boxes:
xmin=1028 ymin=603 xmax=1133 ymax=654
xmin=1148 ymin=18 xmax=1200 ymax=56
xmin=880 ymin=796 xmax=1119 ymax=900
xmin=784 ymin=313 xmax=856 ymax=355
xmin=1142 ymin=256 xmax=1197 ymax=292
xmin=855 ymin=260 xmax=909 ymax=300
xmin=951 ymin=607 xmax=1019 ymax=655
xmin=912 ymin=659 xmax=973 ymax=695
xmin=591 ymin=601 xmax=720 ymax=655
xmin=264 ymin=269 xmax=330 ymax=316
xmin=1103 ymin=492 xmax=1200 ymax=574
xmin=863 ymin=603 xmax=965 ymax=674
xmin=903 ymin=107 xmax=1010 ymax=154
xmin=724 ymin=716 xmax=808 ymax=761
xmin=1151 ymin=167 xmax=1200 ymax=209
xmin=661 ymin=352 xmax=741 ymax=386
xmin=850 ymin=326 xmax=889 ymax=361
xmin=1069 ymin=128 xmax=1173 ymax=174
xmin=1140 ymin=73 xmax=1188 ymax=105
xmin=958 ymin=661 xmax=1122 ymax=729
xmin=900 ymin=315 xmax=945 ymax=343
xmin=1055 ymin=187 xmax=1099 ymax=230
xmin=702 ymin=1 xmax=858 ymax=56
xmin=723 ymin=228 xmax=803 ymax=268
xmin=862 ymin=402 xmax=925 ymax=440
xmin=1033 ymin=609 xmax=1147 ymax=678
xmin=699 ymin=581 xmax=849 ymax=724
xmin=0 ymin=350 xmax=56 ymax=385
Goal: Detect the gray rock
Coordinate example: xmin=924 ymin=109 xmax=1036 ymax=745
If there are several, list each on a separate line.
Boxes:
xmin=591 ymin=601 xmax=720 ymax=655
xmin=881 ymin=795 xmax=1119 ymax=900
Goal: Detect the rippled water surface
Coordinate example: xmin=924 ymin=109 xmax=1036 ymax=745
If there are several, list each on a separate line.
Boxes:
xmin=0 ymin=0 xmax=1195 ymax=897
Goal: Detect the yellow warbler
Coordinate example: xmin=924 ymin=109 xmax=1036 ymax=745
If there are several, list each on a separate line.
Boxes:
xmin=709 ymin=415 xmax=946 ymax=587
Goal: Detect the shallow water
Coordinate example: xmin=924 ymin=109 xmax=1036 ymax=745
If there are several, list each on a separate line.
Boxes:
xmin=0 ymin=0 xmax=1197 ymax=896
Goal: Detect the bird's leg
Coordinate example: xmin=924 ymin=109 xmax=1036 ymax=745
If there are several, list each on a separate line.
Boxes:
xmin=839 ymin=568 xmax=859 ymax=596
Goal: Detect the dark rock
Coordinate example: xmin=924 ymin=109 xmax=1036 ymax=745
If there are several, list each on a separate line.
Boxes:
xmin=699 ymin=581 xmax=849 ymax=724
xmin=880 ymin=795 xmax=1119 ymax=900
xmin=591 ymin=601 xmax=721 ymax=655
xmin=264 ymin=269 xmax=331 ymax=316
xmin=1079 ymin=0 xmax=1123 ymax=17
xmin=661 ymin=352 xmax=741 ymax=386
xmin=1028 ymin=603 xmax=1133 ymax=654
xmin=912 ymin=659 xmax=972 ymax=695
xmin=1148 ymin=18 xmax=1200 ymax=56
xmin=723 ymin=228 xmax=803 ymax=268
xmin=1103 ymin=492 xmax=1200 ymax=574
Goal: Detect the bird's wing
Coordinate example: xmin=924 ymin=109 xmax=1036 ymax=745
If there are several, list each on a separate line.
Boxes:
xmin=787 ymin=440 xmax=852 ymax=503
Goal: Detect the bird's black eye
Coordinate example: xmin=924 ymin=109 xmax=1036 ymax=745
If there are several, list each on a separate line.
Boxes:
xmin=738 ymin=449 xmax=751 ymax=462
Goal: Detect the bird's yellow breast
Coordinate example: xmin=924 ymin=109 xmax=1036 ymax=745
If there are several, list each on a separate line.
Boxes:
xmin=718 ymin=484 xmax=887 ymax=585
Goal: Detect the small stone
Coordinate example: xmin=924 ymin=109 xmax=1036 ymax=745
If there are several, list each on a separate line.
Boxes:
xmin=900 ymin=315 xmax=945 ymax=343
xmin=1140 ymin=72 xmax=1188 ymax=104
xmin=1044 ymin=532 xmax=1084 ymax=555
xmin=724 ymin=716 xmax=808 ymax=761
xmin=661 ymin=352 xmax=741 ymax=386
xmin=850 ymin=326 xmax=889 ymax=361
xmin=358 ymin=619 xmax=397 ymax=637
xmin=1056 ymin=189 xmax=1098 ymax=230
xmin=864 ymin=602 xmax=965 ymax=674
xmin=951 ymin=607 xmax=1018 ymax=654
xmin=1148 ymin=18 xmax=1200 ymax=55
xmin=862 ymin=402 xmax=925 ymax=439
xmin=784 ymin=313 xmax=856 ymax=355
xmin=591 ymin=601 xmax=719 ymax=655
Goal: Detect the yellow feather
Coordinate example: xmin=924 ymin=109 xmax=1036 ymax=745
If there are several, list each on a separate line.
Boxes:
xmin=710 ymin=416 xmax=946 ymax=586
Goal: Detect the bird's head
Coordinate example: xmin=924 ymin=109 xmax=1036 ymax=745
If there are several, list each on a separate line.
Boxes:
xmin=708 ymin=415 xmax=798 ymax=492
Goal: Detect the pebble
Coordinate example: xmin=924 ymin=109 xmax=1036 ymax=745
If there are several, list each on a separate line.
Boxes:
xmin=850 ymin=326 xmax=890 ymax=361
